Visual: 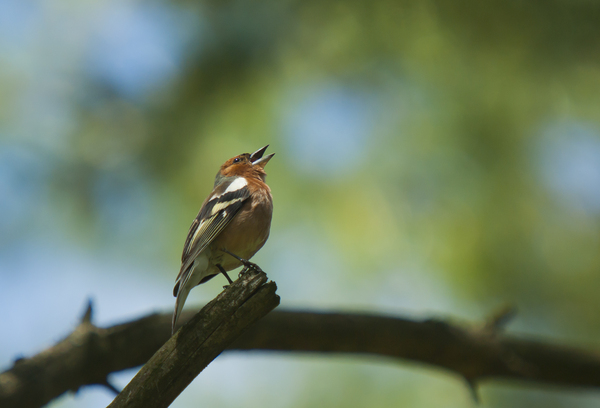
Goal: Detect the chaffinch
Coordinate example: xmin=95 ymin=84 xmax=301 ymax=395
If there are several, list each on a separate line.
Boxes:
xmin=172 ymin=145 xmax=274 ymax=333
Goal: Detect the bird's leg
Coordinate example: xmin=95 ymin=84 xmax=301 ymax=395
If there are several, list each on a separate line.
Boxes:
xmin=220 ymin=248 xmax=263 ymax=277
xmin=216 ymin=264 xmax=233 ymax=288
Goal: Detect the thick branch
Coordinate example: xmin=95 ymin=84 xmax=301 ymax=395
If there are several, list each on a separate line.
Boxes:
xmin=231 ymin=311 xmax=600 ymax=388
xmin=0 ymin=271 xmax=279 ymax=408
xmin=2 ymin=307 xmax=600 ymax=408
xmin=107 ymin=270 xmax=279 ymax=408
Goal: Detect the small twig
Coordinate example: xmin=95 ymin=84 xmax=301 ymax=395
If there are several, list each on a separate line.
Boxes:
xmin=81 ymin=299 xmax=94 ymax=324
xmin=100 ymin=379 xmax=121 ymax=395
xmin=484 ymin=305 xmax=517 ymax=332
xmin=464 ymin=378 xmax=480 ymax=404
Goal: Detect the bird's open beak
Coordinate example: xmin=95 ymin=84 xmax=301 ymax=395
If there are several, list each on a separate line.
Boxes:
xmin=251 ymin=145 xmax=275 ymax=168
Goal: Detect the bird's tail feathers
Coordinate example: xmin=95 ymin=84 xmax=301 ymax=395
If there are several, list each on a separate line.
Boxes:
xmin=172 ymin=269 xmax=193 ymax=334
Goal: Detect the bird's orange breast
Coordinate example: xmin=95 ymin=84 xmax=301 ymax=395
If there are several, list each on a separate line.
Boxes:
xmin=209 ymin=187 xmax=273 ymax=271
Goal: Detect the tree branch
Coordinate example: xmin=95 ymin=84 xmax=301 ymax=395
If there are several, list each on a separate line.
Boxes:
xmin=231 ymin=309 xmax=600 ymax=389
xmin=107 ymin=269 xmax=279 ymax=408
xmin=0 ymin=271 xmax=279 ymax=408
xmin=2 ymin=304 xmax=600 ymax=408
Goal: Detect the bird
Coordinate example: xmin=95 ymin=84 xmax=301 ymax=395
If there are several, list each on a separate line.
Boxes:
xmin=172 ymin=145 xmax=274 ymax=334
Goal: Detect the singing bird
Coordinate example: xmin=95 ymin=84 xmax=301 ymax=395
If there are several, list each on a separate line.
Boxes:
xmin=172 ymin=145 xmax=274 ymax=333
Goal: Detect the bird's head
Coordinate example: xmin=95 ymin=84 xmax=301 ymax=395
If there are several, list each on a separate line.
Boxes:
xmin=217 ymin=145 xmax=275 ymax=182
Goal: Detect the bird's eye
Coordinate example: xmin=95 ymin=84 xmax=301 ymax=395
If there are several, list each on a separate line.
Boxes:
xmin=233 ymin=157 xmax=241 ymax=163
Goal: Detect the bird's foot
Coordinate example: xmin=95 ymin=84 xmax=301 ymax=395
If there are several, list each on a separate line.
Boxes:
xmin=238 ymin=263 xmax=262 ymax=278
xmin=221 ymin=248 xmax=264 ymax=277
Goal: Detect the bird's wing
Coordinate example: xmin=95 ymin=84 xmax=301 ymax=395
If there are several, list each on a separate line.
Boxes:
xmin=174 ymin=177 xmax=250 ymax=296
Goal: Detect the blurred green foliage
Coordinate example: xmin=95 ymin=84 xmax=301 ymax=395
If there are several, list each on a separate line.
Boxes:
xmin=3 ymin=0 xmax=600 ymax=407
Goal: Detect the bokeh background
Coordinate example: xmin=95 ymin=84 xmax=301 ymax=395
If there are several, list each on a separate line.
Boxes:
xmin=2 ymin=0 xmax=600 ymax=407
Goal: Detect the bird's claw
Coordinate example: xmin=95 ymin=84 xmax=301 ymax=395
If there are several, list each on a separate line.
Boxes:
xmin=245 ymin=261 xmax=263 ymax=273
xmin=238 ymin=262 xmax=262 ymax=278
